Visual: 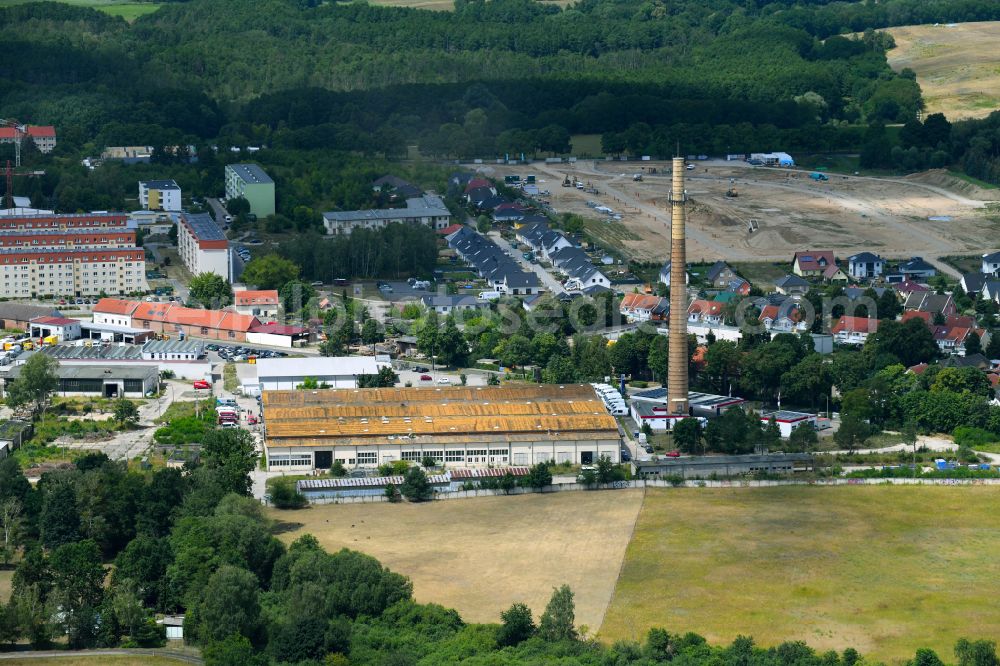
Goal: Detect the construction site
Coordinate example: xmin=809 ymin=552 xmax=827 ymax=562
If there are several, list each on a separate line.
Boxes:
xmin=488 ymin=160 xmax=1000 ymax=266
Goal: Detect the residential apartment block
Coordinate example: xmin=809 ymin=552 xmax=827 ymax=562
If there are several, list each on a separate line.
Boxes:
xmin=322 ymin=194 xmax=452 ymax=236
xmin=0 ymin=213 xmax=146 ymax=298
xmin=224 ymin=163 xmax=275 ymax=217
xmin=177 ymin=213 xmax=230 ymax=280
xmin=0 ymin=125 xmax=56 ymax=153
xmin=139 ymin=179 xmax=182 ymax=212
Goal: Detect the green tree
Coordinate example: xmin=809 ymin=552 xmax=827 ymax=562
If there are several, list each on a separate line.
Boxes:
xmin=112 ymin=398 xmax=140 ymax=427
xmin=203 ymin=633 xmax=257 ymax=666
xmin=278 ymin=280 xmax=316 ymax=314
xmin=6 ymin=353 xmax=59 ymax=418
xmin=49 ymin=540 xmax=106 ymax=648
xmin=40 ymin=479 xmax=80 ymax=550
xmin=672 ymin=418 xmax=703 ymax=455
xmin=985 ymin=331 xmax=1000 ymax=360
xmin=193 ymin=565 xmax=261 ymax=645
xmin=189 ymin=272 xmax=233 ymax=307
xmin=400 ymin=466 xmax=433 ymax=502
xmin=201 ymin=428 xmax=258 ymax=496
xmin=437 ymin=315 xmax=469 ymax=368
xmin=361 ymin=318 xmax=382 ymax=346
xmin=112 ymin=535 xmax=173 ymax=611
xmin=965 ymin=330 xmax=983 ymax=356
xmin=595 ymin=455 xmax=624 ymax=483
xmin=787 ymin=424 xmax=818 ymax=451
xmin=834 ymin=414 xmax=871 ymax=452
xmin=523 ymin=463 xmax=552 ymax=490
xmin=955 ymin=639 xmax=999 ymax=666
xmin=538 ymin=584 xmax=576 ymax=641
xmin=498 ymin=602 xmax=536 ymax=646
xmin=240 ymin=254 xmax=301 ymax=290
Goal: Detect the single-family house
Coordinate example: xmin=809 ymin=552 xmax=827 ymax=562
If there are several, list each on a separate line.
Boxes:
xmin=233 ymin=289 xmax=280 ymax=319
xmin=759 ymin=301 xmax=808 ymax=333
xmin=847 ymin=252 xmax=885 ymax=280
xmin=832 ymin=316 xmax=879 ymax=345
xmin=620 ymin=293 xmax=669 ymax=323
xmin=961 ymin=272 xmax=987 ymax=295
xmin=419 ymin=295 xmax=488 ymax=315
xmin=792 ymin=251 xmax=836 ymax=277
xmin=659 ymin=261 xmax=689 ymax=288
xmin=775 ymin=274 xmax=810 ymax=296
xmin=983 ymin=281 xmax=1000 ymax=304
xmin=727 ymin=277 xmax=751 ymax=296
xmin=704 ymin=261 xmax=738 ymax=288
xmin=897 ymin=256 xmax=937 ymax=280
xmin=982 ymin=251 xmax=1000 ymax=276
xmin=903 ymin=291 xmax=956 ymax=318
xmin=687 ymin=300 xmax=724 ymax=325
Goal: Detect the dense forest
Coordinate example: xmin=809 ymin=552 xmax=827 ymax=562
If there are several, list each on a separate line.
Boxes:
xmin=3 ymin=0 xmax=1000 ymax=210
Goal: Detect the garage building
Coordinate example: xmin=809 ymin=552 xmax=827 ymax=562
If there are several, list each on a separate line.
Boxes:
xmin=262 ymin=384 xmax=622 ymax=471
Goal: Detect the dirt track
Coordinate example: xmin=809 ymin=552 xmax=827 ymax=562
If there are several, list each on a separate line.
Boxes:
xmin=482 ymin=161 xmax=1000 ymax=266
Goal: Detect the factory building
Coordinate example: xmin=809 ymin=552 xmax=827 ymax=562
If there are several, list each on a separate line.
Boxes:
xmin=262 ymin=384 xmax=622 ymax=471
xmin=629 ymin=388 xmax=746 ymax=431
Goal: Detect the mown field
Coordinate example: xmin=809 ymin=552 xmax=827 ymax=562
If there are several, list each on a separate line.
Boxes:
xmin=0 ymin=0 xmax=162 ymax=21
xmin=887 ymin=22 xmax=1000 ymax=120
xmin=270 ymin=490 xmax=645 ymax=631
xmin=601 ymin=486 xmax=1000 ymax=662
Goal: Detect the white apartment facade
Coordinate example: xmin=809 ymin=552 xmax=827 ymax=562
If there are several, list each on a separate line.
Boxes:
xmin=139 ymin=180 xmax=182 ymax=212
xmin=177 ymin=213 xmax=230 ymax=280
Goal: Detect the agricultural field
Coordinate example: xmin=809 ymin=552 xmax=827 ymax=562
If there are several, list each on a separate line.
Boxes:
xmin=886 ymin=22 xmax=1000 ymax=121
xmin=601 ymin=486 xmax=1000 ymax=662
xmin=481 ymin=161 xmax=998 ymax=264
xmin=270 ymin=489 xmax=645 ymax=630
xmin=0 ymin=0 xmax=162 ymax=21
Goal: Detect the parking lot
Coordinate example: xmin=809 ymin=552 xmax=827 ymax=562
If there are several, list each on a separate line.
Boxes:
xmin=205 ymin=342 xmax=288 ymax=362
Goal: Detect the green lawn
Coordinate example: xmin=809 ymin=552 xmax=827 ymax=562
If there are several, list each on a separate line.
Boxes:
xmin=601 ymin=486 xmax=1000 ymax=662
xmin=731 ymin=261 xmax=791 ymax=290
xmin=0 ymin=0 xmax=162 ymax=21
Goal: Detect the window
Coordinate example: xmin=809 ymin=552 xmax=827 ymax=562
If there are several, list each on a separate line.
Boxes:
xmin=445 ymin=451 xmax=464 ymax=462
xmin=401 ymin=451 xmax=423 ymax=462
xmin=512 ymin=453 xmax=528 ymax=465
xmin=357 ymin=451 xmax=377 ymax=464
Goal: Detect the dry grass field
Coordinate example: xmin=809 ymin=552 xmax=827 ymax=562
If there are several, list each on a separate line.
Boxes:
xmin=887 ymin=22 xmax=1000 ymax=120
xmin=0 ymin=659 xmax=185 ymax=666
xmin=482 ymin=160 xmax=1000 ymax=264
xmin=601 ymin=486 xmax=1000 ymax=662
xmin=270 ymin=490 xmax=644 ymax=630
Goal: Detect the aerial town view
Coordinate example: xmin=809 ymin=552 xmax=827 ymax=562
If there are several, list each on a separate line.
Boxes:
xmin=2 ymin=1 xmax=1000 ymax=665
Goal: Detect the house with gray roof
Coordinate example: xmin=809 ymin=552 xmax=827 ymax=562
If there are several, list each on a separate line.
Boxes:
xmin=323 ymin=194 xmax=451 ymax=236
xmin=420 ymin=295 xmax=488 ymax=315
xmin=774 ymin=274 xmax=810 ymax=296
xmin=847 ymin=252 xmax=885 ymax=280
xmin=983 ymin=252 xmax=1000 ymax=276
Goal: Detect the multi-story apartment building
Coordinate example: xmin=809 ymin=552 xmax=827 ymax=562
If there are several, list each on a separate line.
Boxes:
xmin=177 ymin=212 xmax=230 ymax=280
xmin=0 ymin=213 xmax=146 ymax=299
xmin=0 ymin=125 xmax=56 ymax=153
xmin=322 ymin=194 xmax=452 ymax=236
xmin=224 ymin=164 xmax=275 ymax=217
xmin=139 ymin=180 xmax=182 ymax=212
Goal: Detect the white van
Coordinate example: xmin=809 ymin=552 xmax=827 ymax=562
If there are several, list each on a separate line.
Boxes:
xmin=478 ymin=291 xmax=502 ymax=301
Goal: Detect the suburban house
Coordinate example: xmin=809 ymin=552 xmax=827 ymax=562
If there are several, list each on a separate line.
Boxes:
xmin=961 ymin=272 xmax=987 ymax=296
xmin=726 ymin=277 xmax=751 ymax=296
xmin=233 ymin=289 xmax=280 ymax=319
xmin=659 ymin=261 xmax=689 ymax=287
xmin=372 ymin=175 xmax=422 ymax=200
xmin=982 ymin=251 xmax=1000 ymax=276
xmin=902 ymin=312 xmax=986 ymax=356
xmin=447 ymin=227 xmax=540 ymax=297
xmin=687 ymin=300 xmax=724 ymax=325
xmin=492 ymin=203 xmax=528 ymax=224
xmin=847 ymin=252 xmax=885 ymax=280
xmin=620 ymin=293 xmax=669 ymax=323
xmin=903 ymin=292 xmax=956 ymax=318
xmin=821 ymin=263 xmax=849 ymax=283
xmin=893 ymin=281 xmax=929 ymax=300
xmin=705 ymin=261 xmax=738 ymax=288
xmin=549 ymin=245 xmax=610 ymax=291
xmin=832 ymin=316 xmax=879 ymax=345
xmin=896 ymin=257 xmax=936 ymax=280
xmin=792 ymin=251 xmax=836 ymax=277
xmin=983 ymin=281 xmax=1000 ymax=304
xmin=537 ymin=230 xmax=575 ymax=262
xmin=759 ymin=301 xmax=808 ymax=333
xmin=419 ymin=295 xmax=488 ymax=315
xmin=775 ymin=274 xmax=810 ymax=296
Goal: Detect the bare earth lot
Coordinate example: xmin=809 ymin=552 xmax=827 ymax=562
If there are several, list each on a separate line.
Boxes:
xmin=483 ymin=161 xmax=1000 ymax=265
xmin=887 ymin=22 xmax=1000 ymax=120
xmin=271 ymin=490 xmax=644 ymax=630
xmin=601 ymin=486 xmax=1000 ymax=663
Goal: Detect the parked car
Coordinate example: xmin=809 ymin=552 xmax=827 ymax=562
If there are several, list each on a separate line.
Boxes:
xmin=665 ymin=450 xmax=681 ymax=458
xmin=414 ymin=366 xmax=429 ymax=372
xmin=193 ymin=380 xmax=211 ymax=390
xmin=437 ymin=377 xmax=451 ymax=384
xmin=420 ymin=374 xmax=432 ymax=381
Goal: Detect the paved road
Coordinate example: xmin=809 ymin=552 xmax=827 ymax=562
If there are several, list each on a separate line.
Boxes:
xmin=206 ymin=197 xmax=229 ymax=225
xmin=488 ymin=230 xmax=565 ymax=294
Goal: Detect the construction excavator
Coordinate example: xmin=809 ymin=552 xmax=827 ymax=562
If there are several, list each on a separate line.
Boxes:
xmin=725 ymin=178 xmax=738 ymax=197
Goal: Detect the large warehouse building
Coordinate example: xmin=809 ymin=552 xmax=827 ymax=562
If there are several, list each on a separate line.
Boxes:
xmin=262 ymin=384 xmax=622 ymax=471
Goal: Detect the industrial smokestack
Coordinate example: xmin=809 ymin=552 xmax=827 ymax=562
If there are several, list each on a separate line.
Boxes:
xmin=667 ymin=156 xmax=689 ymax=415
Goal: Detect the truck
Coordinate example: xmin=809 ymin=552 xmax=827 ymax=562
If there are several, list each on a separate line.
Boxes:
xmin=810 ymin=172 xmax=829 ymax=181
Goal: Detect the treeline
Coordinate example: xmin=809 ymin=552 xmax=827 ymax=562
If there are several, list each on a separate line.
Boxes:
xmin=5 ymin=450 xmax=999 ymax=664
xmin=277 ymin=224 xmax=440 ymax=282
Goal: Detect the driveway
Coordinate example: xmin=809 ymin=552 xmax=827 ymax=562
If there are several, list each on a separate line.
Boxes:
xmin=488 ymin=231 xmax=565 ymax=294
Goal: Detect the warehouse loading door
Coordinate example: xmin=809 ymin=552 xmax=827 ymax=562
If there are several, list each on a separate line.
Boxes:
xmin=314 ymin=451 xmax=332 ymax=469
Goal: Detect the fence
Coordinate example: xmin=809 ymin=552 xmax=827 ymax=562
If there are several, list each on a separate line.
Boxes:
xmin=299 ymin=476 xmax=1000 ymax=505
